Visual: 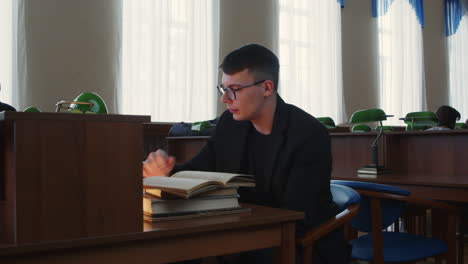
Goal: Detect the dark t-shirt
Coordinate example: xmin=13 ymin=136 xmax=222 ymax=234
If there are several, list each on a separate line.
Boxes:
xmin=238 ymin=127 xmax=274 ymax=206
xmin=0 ymin=102 xmax=16 ymax=112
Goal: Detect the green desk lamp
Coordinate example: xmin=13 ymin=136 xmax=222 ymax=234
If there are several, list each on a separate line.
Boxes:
xmin=316 ymin=117 xmax=336 ymax=129
xmin=56 ymin=92 xmax=108 ymax=114
xmin=350 ymin=108 xmax=393 ymax=174
xmin=455 ymin=122 xmax=468 ymax=129
xmin=23 ymin=106 xmax=41 ymax=112
xmin=400 ymin=111 xmax=437 ymax=131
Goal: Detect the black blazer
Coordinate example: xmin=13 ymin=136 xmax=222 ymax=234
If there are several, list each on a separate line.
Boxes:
xmin=174 ymin=96 xmax=338 ymax=233
xmin=0 ymin=102 xmax=16 ymax=112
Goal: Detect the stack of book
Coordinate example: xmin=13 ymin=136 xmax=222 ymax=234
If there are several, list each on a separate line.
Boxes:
xmin=142 ymin=171 xmax=255 ymax=222
xmin=357 ymin=166 xmax=390 ymax=178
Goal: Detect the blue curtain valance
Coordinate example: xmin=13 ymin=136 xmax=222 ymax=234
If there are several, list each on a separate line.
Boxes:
xmin=338 ymin=0 xmax=344 ymax=8
xmin=445 ymin=0 xmax=468 ymax=36
xmin=372 ymin=0 xmax=424 ymax=27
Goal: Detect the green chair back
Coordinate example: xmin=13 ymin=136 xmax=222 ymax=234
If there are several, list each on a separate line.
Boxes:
xmin=402 ymin=111 xmax=437 ymax=131
xmin=352 ymin=124 xmax=372 ymax=133
xmin=316 ymin=117 xmax=336 ymax=129
xmin=455 ymin=122 xmax=468 ymax=129
xmin=409 ymin=125 xmax=433 ymax=131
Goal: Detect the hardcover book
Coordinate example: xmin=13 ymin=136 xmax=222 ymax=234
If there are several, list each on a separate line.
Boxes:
xmin=143 ymin=194 xmax=240 ymax=215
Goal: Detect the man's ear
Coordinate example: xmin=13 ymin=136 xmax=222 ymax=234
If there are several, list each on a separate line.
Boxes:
xmin=263 ymin=80 xmax=275 ymax=97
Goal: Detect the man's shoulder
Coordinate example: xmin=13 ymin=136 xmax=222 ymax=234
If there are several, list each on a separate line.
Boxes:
xmin=0 ymin=102 xmax=16 ymax=112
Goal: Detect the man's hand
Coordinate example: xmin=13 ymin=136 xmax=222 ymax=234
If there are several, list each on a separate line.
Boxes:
xmin=143 ymin=149 xmax=175 ymax=177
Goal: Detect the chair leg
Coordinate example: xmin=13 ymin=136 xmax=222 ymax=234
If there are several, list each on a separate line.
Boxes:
xmin=447 ymin=212 xmax=457 ymax=264
xmin=432 ymin=208 xmax=457 ymax=264
xmin=370 ymin=198 xmax=384 ymax=264
xmin=457 ymin=211 xmax=465 ymax=264
xmin=301 ymin=247 xmax=312 ymax=264
xmin=344 ymin=224 xmax=357 ymax=241
xmin=434 ymin=255 xmax=444 ymax=264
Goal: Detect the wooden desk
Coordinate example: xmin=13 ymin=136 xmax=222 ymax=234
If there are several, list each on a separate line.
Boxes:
xmin=0 ymin=204 xmax=303 ymax=264
xmin=332 ymin=170 xmax=468 ymax=202
xmin=330 ymin=130 xmax=468 ymax=203
xmin=160 ymin=130 xmax=468 ymax=203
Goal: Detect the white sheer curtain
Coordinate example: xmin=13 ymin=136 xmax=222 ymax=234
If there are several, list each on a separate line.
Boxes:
xmin=377 ymin=0 xmax=427 ymax=125
xmin=0 ymin=0 xmax=13 ymax=104
xmin=0 ymin=0 xmax=24 ymax=109
xmin=121 ymin=0 xmax=219 ymax=122
xmin=448 ymin=15 xmax=468 ymax=121
xmin=278 ymin=0 xmax=346 ymax=124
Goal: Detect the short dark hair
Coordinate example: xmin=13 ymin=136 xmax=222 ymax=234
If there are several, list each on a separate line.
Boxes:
xmin=436 ymin=105 xmax=460 ymax=129
xmin=220 ymin=44 xmax=279 ymax=90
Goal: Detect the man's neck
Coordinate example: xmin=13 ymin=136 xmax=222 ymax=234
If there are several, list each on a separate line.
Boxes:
xmin=251 ymin=95 xmax=277 ymax=135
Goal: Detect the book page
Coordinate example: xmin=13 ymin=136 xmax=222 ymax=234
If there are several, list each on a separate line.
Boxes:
xmin=143 ymin=176 xmax=216 ymax=192
xmin=172 ymin=171 xmax=253 ymax=185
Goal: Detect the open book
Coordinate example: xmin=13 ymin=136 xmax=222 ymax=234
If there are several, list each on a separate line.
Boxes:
xmin=145 ymin=186 xmax=238 ymax=200
xmin=143 ymin=171 xmax=255 ymax=199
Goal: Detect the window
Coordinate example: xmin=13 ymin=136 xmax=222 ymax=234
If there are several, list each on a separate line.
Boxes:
xmin=0 ymin=0 xmax=13 ymax=104
xmin=376 ymin=0 xmax=426 ymax=125
xmin=121 ymin=0 xmax=219 ymax=122
xmin=446 ymin=0 xmax=468 ymax=120
xmin=279 ymin=0 xmax=345 ymax=123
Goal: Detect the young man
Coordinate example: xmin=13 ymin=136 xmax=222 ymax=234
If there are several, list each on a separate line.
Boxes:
xmin=427 ymin=105 xmax=460 ymax=130
xmin=143 ymin=44 xmax=348 ymax=263
xmin=0 ymin=83 xmax=16 ymax=112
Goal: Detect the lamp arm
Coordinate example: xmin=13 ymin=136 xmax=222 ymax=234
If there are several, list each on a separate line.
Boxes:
xmin=371 ymin=120 xmax=384 ymax=146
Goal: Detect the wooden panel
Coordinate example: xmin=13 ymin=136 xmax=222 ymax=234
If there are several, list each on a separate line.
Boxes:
xmin=0 ymin=122 xmax=14 ymax=244
xmin=386 ymin=133 xmax=468 ymax=175
xmin=14 ymin=120 xmax=143 ymax=243
xmin=82 ymin=121 xmax=143 ymax=236
xmin=331 ymin=133 xmax=387 ymax=171
xmin=0 ymin=112 xmax=149 ymax=244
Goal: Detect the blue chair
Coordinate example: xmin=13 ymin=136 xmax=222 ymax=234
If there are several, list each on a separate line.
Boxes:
xmin=298 ymin=184 xmax=361 ymax=264
xmin=331 ymin=180 xmax=457 ymax=264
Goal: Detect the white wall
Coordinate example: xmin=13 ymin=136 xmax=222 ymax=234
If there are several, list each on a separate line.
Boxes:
xmin=341 ymin=0 xmax=379 ymax=119
xmin=217 ymin=0 xmax=278 ymax=115
xmin=423 ymin=0 xmax=449 ymax=112
xmin=19 ymin=0 xmax=121 ymax=112
xmin=14 ymin=0 xmax=451 ymax=120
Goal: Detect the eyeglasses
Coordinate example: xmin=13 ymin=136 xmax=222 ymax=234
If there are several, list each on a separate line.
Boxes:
xmin=217 ymin=80 xmax=265 ymax=101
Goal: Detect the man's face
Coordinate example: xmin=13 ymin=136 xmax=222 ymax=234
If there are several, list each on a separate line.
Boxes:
xmin=220 ymin=69 xmax=267 ymax=121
